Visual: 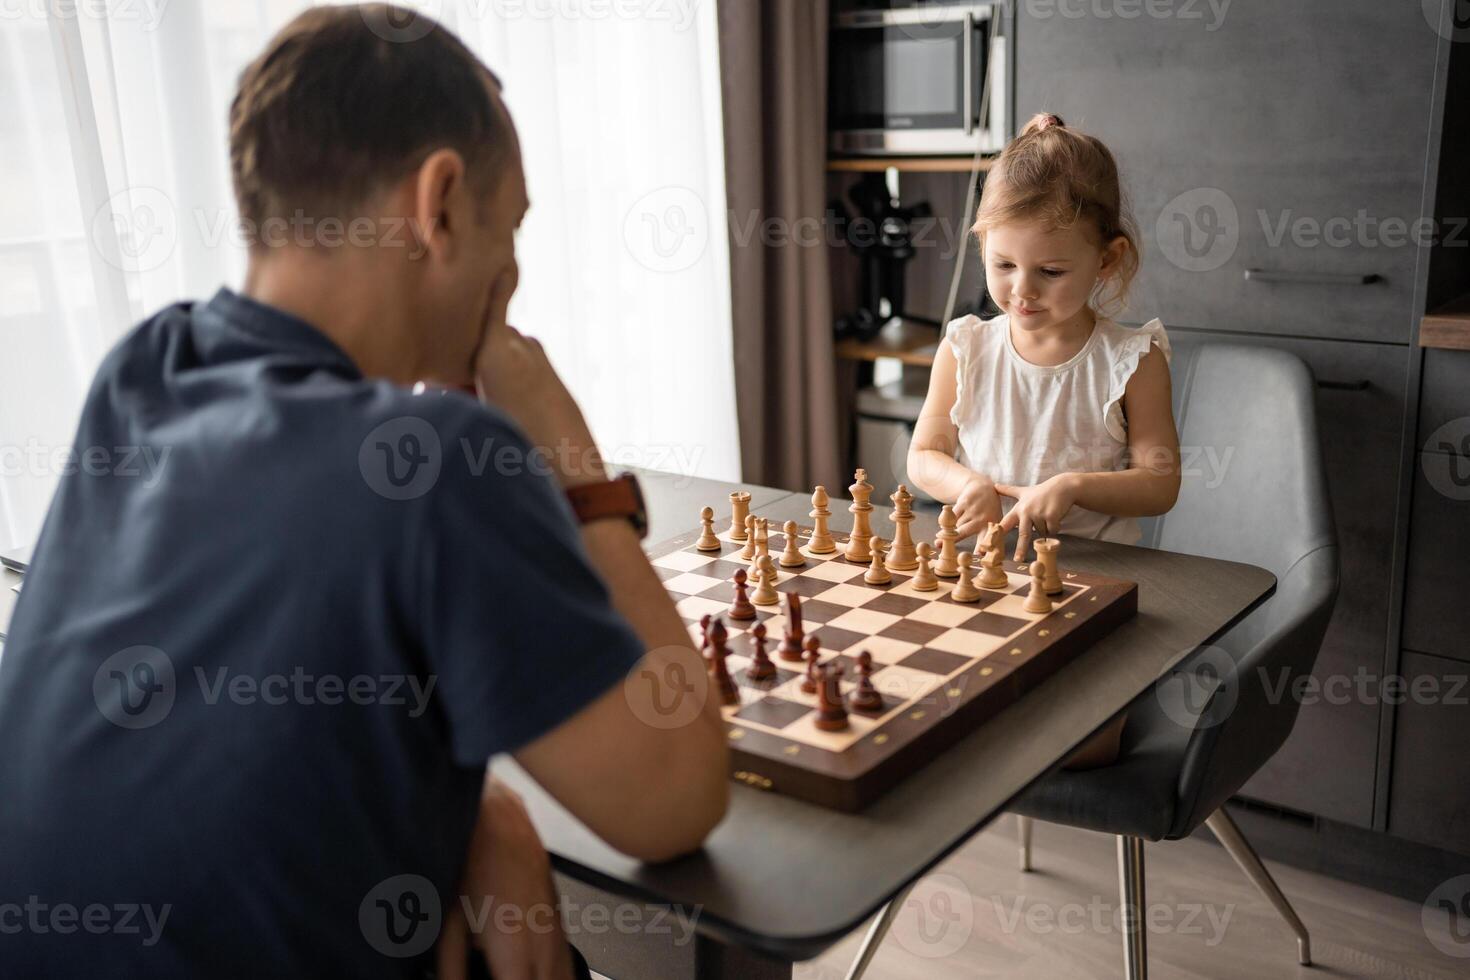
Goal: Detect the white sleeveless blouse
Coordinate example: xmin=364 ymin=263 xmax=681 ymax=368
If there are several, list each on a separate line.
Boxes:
xmin=946 ymin=313 xmax=1170 ymax=545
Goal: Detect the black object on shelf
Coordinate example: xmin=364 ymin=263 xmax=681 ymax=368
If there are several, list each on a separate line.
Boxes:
xmin=831 ymin=172 xmax=933 ymax=342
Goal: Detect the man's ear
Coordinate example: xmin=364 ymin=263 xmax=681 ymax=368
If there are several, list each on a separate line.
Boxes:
xmin=409 ymin=149 xmax=468 ymax=265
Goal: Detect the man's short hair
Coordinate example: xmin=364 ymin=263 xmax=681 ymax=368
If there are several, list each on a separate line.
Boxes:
xmin=229 ymin=4 xmax=514 ymax=237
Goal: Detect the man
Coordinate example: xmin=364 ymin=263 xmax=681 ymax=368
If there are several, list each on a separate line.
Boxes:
xmin=0 ymin=6 xmax=728 ymax=978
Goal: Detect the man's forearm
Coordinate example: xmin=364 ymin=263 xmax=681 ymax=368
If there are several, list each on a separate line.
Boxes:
xmin=579 ymin=519 xmax=728 ymax=736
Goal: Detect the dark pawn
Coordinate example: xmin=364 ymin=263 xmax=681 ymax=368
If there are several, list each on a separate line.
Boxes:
xmin=814 ymin=662 xmax=849 ymax=731
xmin=707 ymin=619 xmax=739 ymax=706
xmin=800 ymin=636 xmax=822 ymax=694
xmin=778 ymin=593 xmax=805 ymax=661
xmin=699 ymin=613 xmax=713 ymax=659
xmin=728 ymin=568 xmax=756 ymax=621
xmin=747 ymin=621 xmax=776 ymax=681
xmin=848 ymin=650 xmax=884 ymax=714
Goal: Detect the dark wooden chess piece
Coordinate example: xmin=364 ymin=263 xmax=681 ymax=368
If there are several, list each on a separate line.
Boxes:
xmin=728 ymin=568 xmax=756 ymax=621
xmin=800 ymin=636 xmax=821 ymax=694
xmin=847 ymin=650 xmax=884 ymax=714
xmin=814 ymin=662 xmax=850 ymax=731
xmin=707 ymin=618 xmax=739 ymax=706
xmin=747 ymin=621 xmax=776 ymax=681
xmin=698 ymin=613 xmax=712 ymax=659
xmin=778 ymin=593 xmax=805 ymax=661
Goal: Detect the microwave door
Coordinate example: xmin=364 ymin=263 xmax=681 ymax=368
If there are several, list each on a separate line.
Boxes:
xmin=830 ymin=23 xmax=968 ymax=135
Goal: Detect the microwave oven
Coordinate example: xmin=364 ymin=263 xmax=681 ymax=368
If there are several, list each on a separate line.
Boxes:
xmin=829 ymin=3 xmax=1009 ymax=157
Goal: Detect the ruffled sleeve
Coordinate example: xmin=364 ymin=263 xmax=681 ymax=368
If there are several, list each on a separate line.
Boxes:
xmin=945 ymin=315 xmax=979 ymax=430
xmin=1103 ymin=318 xmax=1171 ymax=444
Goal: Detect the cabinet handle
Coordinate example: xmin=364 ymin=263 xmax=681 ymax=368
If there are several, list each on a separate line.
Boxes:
xmin=1244 ymin=269 xmax=1381 ymax=286
xmin=1316 ymin=378 xmax=1370 ymax=392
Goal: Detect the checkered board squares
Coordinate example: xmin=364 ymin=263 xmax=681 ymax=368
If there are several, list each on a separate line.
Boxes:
xmin=650 ymin=520 xmax=1138 ymax=810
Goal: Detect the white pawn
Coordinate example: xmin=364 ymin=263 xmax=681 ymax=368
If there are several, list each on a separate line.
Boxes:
xmin=1023 ymin=561 xmax=1053 ymax=614
xmin=779 ymin=520 xmax=806 ymax=568
xmin=738 ymin=514 xmax=758 ymax=561
xmin=696 ymin=506 xmax=721 ymax=551
xmin=864 ymin=535 xmax=891 ymax=584
xmin=912 ymin=541 xmax=939 ymax=592
xmin=752 ymin=556 xmax=781 ymax=606
xmin=951 ymin=552 xmax=982 ymax=602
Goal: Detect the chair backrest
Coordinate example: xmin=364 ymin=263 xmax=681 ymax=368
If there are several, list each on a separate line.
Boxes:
xmin=1137 ymin=341 xmax=1341 ymax=837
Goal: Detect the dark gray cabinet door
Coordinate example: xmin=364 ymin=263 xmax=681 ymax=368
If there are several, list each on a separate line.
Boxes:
xmin=1418 ymin=349 xmax=1470 ymax=454
xmin=1168 ymin=328 xmax=1408 ymax=826
xmin=1016 ymin=2 xmax=1439 ymax=343
xmin=1402 ymin=452 xmax=1470 ymax=663
xmin=1388 ymin=651 xmax=1470 ymax=856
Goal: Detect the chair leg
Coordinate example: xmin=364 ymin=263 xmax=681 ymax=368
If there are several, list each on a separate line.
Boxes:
xmin=1017 ymin=814 xmax=1033 ymax=872
xmin=841 ymin=879 xmax=918 ymax=980
xmin=1117 ymin=835 xmax=1148 ymax=980
xmin=1205 ymin=808 xmax=1312 ymax=965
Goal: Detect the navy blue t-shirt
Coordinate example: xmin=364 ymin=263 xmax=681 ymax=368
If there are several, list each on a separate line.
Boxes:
xmin=0 ymin=289 xmax=644 ymax=977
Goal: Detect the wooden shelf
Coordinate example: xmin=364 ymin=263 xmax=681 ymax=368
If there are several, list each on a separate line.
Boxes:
xmin=827 ymin=156 xmax=995 ymax=174
xmin=1421 ymin=292 xmax=1470 ymax=351
xmin=834 ymin=318 xmax=940 ymax=367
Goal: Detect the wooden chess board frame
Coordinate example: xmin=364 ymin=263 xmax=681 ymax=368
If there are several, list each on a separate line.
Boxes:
xmin=648 ymin=521 xmax=1139 ymax=811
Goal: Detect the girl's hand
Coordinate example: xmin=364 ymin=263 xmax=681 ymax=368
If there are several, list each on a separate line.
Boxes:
xmin=996 ymin=474 xmax=1079 ymax=561
xmin=953 ymin=476 xmax=1002 ymax=541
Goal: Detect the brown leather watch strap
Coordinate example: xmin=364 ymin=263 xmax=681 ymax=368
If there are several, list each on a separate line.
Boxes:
xmin=564 ymin=472 xmax=648 ymax=538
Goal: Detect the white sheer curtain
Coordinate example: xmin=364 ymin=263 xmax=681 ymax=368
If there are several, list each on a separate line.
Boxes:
xmin=0 ymin=0 xmax=739 ymax=552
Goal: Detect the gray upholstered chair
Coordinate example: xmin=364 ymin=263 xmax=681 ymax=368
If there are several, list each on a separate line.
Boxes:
xmin=844 ymin=341 xmax=1340 ymax=980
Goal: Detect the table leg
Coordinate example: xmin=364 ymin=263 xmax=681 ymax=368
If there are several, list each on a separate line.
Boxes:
xmin=555 ymin=874 xmax=792 ymax=980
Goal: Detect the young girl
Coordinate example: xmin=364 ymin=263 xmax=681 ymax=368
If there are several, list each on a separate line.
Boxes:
xmin=908 ymin=112 xmax=1181 ymax=769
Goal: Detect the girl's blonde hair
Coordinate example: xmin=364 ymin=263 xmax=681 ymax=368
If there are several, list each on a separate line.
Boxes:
xmin=973 ymin=113 xmax=1140 ymax=317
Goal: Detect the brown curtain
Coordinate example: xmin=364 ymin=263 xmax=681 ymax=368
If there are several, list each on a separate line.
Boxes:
xmin=718 ymin=0 xmax=845 ymax=493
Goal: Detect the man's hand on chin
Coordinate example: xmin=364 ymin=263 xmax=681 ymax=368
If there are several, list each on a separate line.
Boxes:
xmin=473 ymin=314 xmax=607 ymax=491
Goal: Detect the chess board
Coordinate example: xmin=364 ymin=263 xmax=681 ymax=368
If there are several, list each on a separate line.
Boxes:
xmin=648 ymin=520 xmax=1139 ymax=811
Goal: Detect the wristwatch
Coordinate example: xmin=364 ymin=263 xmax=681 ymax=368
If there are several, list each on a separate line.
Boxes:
xmin=564 ymin=471 xmax=649 ymax=539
